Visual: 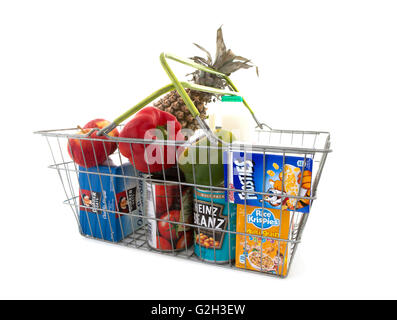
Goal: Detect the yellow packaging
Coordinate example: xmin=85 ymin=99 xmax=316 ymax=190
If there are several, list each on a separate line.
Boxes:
xmin=235 ymin=205 xmax=290 ymax=276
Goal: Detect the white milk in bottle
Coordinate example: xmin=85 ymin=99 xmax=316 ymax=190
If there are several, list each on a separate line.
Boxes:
xmin=208 ymin=95 xmax=253 ymax=143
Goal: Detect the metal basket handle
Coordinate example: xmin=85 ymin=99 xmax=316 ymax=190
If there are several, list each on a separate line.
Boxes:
xmin=98 ymin=52 xmax=269 ymax=140
xmin=160 ymin=53 xmax=266 ymax=129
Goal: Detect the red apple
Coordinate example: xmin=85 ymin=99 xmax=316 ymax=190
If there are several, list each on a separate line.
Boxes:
xmin=67 ymin=119 xmax=119 ymax=168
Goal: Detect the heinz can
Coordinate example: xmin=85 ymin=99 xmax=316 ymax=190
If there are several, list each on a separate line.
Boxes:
xmin=145 ymin=169 xmax=194 ymax=252
xmin=193 ymin=186 xmax=237 ymax=263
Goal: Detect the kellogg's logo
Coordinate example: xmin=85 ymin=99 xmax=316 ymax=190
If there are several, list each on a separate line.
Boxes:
xmin=246 ymin=208 xmax=280 ymax=229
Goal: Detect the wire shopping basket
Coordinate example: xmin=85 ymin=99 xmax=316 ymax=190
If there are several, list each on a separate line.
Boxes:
xmin=35 ymin=53 xmax=331 ymax=278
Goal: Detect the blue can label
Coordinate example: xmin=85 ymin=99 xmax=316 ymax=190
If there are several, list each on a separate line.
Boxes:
xmin=193 ymin=188 xmax=236 ymax=263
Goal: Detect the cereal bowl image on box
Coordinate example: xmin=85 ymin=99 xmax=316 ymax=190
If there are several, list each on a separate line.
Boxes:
xmin=248 ymin=251 xmax=274 ymax=271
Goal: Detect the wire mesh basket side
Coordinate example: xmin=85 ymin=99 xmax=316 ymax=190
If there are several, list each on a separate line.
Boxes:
xmin=37 ymin=127 xmax=330 ymax=278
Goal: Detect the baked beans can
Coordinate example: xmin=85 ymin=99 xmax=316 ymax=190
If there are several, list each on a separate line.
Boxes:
xmin=145 ymin=169 xmax=194 ymax=252
xmin=193 ymin=187 xmax=237 ymax=264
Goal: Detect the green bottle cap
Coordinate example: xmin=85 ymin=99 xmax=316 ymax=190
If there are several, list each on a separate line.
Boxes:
xmin=221 ymin=95 xmax=243 ymax=102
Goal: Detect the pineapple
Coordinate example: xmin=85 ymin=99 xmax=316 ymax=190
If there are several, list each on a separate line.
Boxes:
xmin=154 ymin=26 xmax=257 ymax=131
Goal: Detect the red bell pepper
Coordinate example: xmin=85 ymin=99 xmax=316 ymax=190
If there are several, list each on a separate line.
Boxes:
xmin=119 ymin=107 xmax=183 ymax=173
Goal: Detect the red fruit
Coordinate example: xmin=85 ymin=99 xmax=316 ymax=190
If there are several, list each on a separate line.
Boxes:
xmin=156 ymin=236 xmax=173 ymax=251
xmin=118 ymin=107 xmax=184 ymax=173
xmin=156 ymin=185 xmax=179 ymax=197
xmin=154 ymin=185 xmax=179 ymax=215
xmin=155 ymin=198 xmax=167 ymax=216
xmin=157 ymin=212 xmax=178 ymax=241
xmin=168 ymin=210 xmax=181 ymax=221
xmin=83 ymin=119 xmax=119 ymax=154
xmin=67 ymin=119 xmax=119 ymax=168
xmin=176 ymin=231 xmax=193 ymax=250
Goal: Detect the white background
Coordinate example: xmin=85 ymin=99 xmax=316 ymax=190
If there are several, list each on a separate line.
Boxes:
xmin=1 ymin=0 xmax=396 ymax=300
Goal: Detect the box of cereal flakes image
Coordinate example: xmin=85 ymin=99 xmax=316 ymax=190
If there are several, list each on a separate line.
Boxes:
xmin=235 ymin=205 xmax=290 ymax=276
xmin=224 ymin=151 xmax=313 ymax=213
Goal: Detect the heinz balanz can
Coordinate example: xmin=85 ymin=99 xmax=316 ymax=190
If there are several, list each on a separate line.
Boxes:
xmin=193 ymin=186 xmax=237 ymax=263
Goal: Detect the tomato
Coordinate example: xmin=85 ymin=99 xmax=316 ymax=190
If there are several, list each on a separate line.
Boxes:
xmin=158 ymin=212 xmax=178 ymax=241
xmin=156 ymin=236 xmax=173 ymax=250
xmin=156 ymin=185 xmax=179 ymax=197
xmin=155 ymin=197 xmax=168 ymax=216
xmin=155 ymin=185 xmax=179 ymax=215
xmin=168 ymin=210 xmax=181 ymax=221
xmin=176 ymin=231 xmax=193 ymax=249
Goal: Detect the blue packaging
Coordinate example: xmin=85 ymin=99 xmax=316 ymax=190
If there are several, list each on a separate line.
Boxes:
xmin=193 ymin=187 xmax=237 ymax=263
xmin=224 ymin=152 xmax=313 ymax=213
xmin=78 ymin=162 xmax=144 ymax=242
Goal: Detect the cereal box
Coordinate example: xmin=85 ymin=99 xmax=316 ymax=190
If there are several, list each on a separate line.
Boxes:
xmin=79 ymin=162 xmax=144 ymax=242
xmin=224 ymin=152 xmax=313 ymax=213
xmin=235 ymin=205 xmax=290 ymax=276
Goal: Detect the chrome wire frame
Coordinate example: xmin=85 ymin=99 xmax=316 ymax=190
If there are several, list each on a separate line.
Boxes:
xmin=35 ymin=126 xmax=331 ymax=278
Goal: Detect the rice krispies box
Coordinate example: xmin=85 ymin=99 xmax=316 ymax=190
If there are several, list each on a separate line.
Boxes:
xmin=224 ymin=151 xmax=313 ymax=213
xmin=78 ymin=162 xmax=144 ymax=242
xmin=235 ymin=205 xmax=290 ymax=276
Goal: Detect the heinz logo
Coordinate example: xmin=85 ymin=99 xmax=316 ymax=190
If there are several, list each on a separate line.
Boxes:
xmin=247 ymin=208 xmax=280 ymax=229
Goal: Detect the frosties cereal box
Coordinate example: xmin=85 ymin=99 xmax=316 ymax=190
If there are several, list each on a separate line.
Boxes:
xmin=235 ymin=205 xmax=290 ymax=276
xmin=224 ymin=152 xmax=313 ymax=213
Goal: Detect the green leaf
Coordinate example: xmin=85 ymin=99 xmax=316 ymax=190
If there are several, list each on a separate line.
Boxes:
xmin=219 ymin=61 xmax=253 ymax=75
xmin=217 ymin=49 xmax=236 ymax=68
xmin=193 ymin=43 xmax=213 ymax=65
xmin=233 ymin=55 xmax=251 ymax=63
xmin=190 ymin=56 xmax=210 ymax=67
xmin=214 ymin=26 xmax=227 ymax=69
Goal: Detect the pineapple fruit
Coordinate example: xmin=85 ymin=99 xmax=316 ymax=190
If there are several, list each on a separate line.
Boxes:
xmin=154 ymin=26 xmax=257 ymax=131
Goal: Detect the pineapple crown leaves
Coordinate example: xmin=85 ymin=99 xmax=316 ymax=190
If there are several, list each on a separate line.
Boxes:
xmin=189 ymin=26 xmax=259 ymax=79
